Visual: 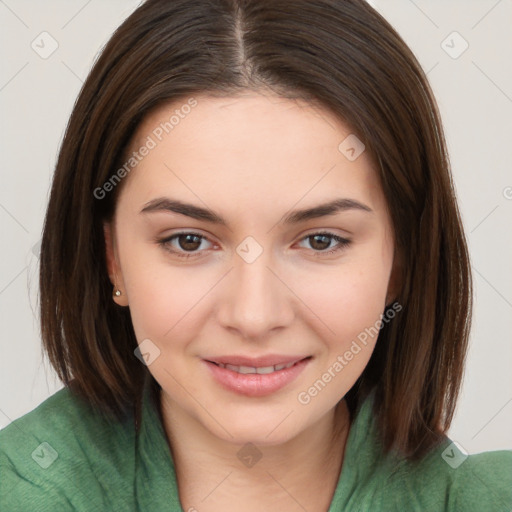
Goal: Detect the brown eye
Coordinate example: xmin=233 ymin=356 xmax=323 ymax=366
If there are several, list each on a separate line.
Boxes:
xmin=308 ymin=234 xmax=332 ymax=251
xmin=298 ymin=231 xmax=351 ymax=255
xmin=176 ymin=233 xmax=203 ymax=251
xmin=157 ymin=232 xmax=213 ymax=259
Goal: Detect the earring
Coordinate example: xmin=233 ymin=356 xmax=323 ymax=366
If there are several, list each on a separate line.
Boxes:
xmin=113 ymin=271 xmax=122 ymax=298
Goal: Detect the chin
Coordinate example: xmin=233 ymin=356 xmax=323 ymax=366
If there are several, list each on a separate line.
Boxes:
xmin=203 ymin=412 xmax=303 ymax=447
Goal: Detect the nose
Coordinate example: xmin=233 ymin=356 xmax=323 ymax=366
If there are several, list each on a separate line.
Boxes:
xmin=217 ymin=247 xmax=295 ymax=341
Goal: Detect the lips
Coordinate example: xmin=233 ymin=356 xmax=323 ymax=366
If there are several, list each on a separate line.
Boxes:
xmin=203 ymin=355 xmax=312 ymax=397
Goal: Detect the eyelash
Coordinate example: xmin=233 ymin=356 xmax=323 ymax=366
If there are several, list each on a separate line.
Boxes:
xmin=156 ymin=231 xmax=352 ymax=259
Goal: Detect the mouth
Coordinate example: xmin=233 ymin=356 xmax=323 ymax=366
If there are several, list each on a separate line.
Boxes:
xmin=203 ymin=356 xmax=313 ymax=397
xmin=207 ymin=358 xmax=311 ymax=375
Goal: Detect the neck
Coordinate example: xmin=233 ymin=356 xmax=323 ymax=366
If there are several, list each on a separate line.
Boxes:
xmin=159 ymin=392 xmax=351 ymax=511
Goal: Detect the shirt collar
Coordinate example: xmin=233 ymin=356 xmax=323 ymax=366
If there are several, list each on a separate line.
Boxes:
xmin=135 ymin=376 xmax=379 ymax=511
xmin=134 ymin=376 xmax=183 ymax=509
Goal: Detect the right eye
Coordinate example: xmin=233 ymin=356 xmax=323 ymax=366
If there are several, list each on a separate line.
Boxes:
xmin=157 ymin=232 xmax=214 ymax=259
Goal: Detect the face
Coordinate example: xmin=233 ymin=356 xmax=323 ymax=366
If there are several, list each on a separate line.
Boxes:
xmin=104 ymin=92 xmax=398 ymax=446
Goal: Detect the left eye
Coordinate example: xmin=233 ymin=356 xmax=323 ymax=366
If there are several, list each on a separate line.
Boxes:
xmin=157 ymin=231 xmax=351 ymax=259
xmin=297 ymin=232 xmax=351 ymax=254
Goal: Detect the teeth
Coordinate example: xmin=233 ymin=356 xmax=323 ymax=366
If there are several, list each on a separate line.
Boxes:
xmin=256 ymin=366 xmax=277 ymax=374
xmin=238 ymin=365 xmax=255 ymax=374
xmin=217 ymin=361 xmax=297 ymax=374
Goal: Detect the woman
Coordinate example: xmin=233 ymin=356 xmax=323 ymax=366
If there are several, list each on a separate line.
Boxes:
xmin=1 ymin=0 xmax=510 ymax=510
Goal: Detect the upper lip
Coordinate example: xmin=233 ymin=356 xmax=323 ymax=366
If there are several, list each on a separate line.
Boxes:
xmin=205 ymin=354 xmax=311 ymax=367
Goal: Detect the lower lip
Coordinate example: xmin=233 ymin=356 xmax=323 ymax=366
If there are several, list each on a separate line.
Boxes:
xmin=203 ymin=358 xmax=311 ymax=397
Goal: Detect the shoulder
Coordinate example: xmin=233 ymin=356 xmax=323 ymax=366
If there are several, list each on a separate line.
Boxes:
xmin=384 ymin=438 xmax=512 ymax=511
xmin=0 ymin=387 xmax=135 ymax=511
xmin=447 ymin=446 xmax=512 ymax=511
xmin=344 ymin=393 xmax=512 ymax=511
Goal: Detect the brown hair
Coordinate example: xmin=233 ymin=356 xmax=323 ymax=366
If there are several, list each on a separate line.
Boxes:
xmin=40 ymin=0 xmax=472 ymax=459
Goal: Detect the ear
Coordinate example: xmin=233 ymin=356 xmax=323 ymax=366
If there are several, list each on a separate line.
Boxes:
xmin=385 ymin=247 xmax=403 ymax=307
xmin=103 ymin=222 xmax=129 ymax=307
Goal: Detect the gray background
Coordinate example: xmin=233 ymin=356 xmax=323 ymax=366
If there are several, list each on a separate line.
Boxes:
xmin=1 ymin=0 xmax=511 ymax=453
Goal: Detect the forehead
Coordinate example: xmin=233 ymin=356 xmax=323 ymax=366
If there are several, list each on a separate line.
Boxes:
xmin=119 ymin=92 xmax=386 ymax=219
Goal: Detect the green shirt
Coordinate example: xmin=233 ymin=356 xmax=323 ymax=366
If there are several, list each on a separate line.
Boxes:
xmin=1 ymin=380 xmax=511 ymax=511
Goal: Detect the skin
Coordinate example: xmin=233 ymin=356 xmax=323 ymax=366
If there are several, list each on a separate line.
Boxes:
xmin=104 ymin=91 xmax=399 ymax=511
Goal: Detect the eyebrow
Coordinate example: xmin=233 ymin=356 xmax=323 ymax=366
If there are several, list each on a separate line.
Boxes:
xmin=140 ymin=197 xmax=373 ymax=226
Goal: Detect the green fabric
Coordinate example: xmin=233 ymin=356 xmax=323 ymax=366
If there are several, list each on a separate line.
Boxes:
xmin=1 ymin=380 xmax=511 ymax=511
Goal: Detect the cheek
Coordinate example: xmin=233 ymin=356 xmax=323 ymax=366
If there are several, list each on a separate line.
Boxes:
xmin=118 ymin=235 xmax=209 ymax=341
xmin=294 ymin=254 xmax=391 ymax=341
xmin=126 ymin=266 xmax=209 ymax=342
